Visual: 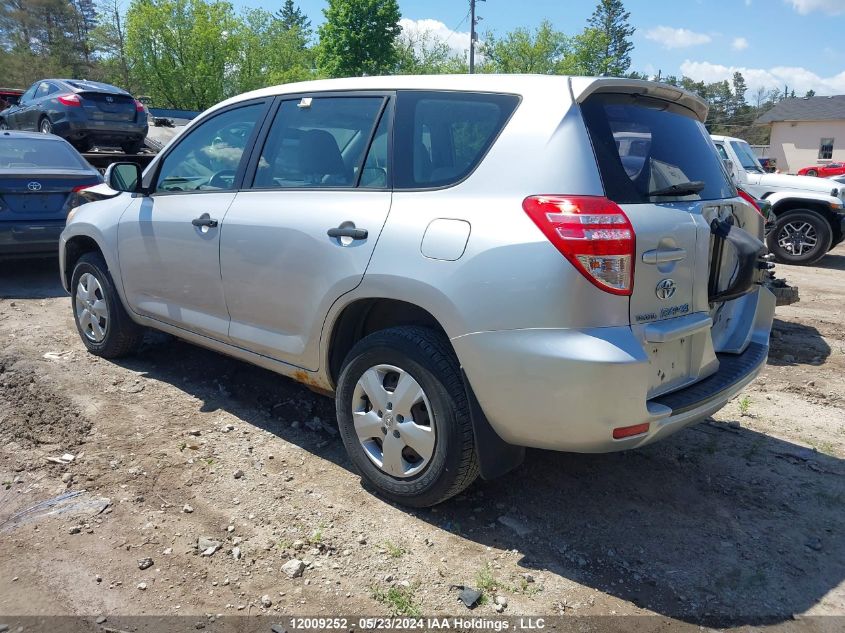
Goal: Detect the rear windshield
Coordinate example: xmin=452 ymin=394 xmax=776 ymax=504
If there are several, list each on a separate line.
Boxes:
xmin=581 ymin=93 xmax=734 ymax=203
xmin=0 ymin=138 xmax=89 ymax=170
xmin=394 ymin=91 xmax=519 ymax=189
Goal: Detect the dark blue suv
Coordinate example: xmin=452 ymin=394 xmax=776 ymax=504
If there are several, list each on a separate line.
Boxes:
xmin=0 ymin=79 xmax=149 ymax=154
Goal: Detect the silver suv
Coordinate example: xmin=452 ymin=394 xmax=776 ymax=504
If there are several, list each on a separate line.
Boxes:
xmin=60 ymin=75 xmax=775 ymax=507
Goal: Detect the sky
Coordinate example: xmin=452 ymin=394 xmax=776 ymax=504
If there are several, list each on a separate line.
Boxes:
xmin=245 ymin=0 xmax=845 ymax=97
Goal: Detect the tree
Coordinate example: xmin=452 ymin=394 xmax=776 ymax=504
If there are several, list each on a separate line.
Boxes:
xmin=804 ymin=89 xmax=816 ymax=98
xmin=90 ymin=0 xmax=135 ymax=92
xmin=562 ymin=27 xmax=610 ymax=76
xmin=481 ymin=21 xmax=569 ymax=75
xmin=276 ymin=0 xmax=311 ymax=48
xmin=316 ymin=0 xmax=401 ymax=78
xmin=125 ymin=0 xmax=240 ymax=109
xmin=587 ymin=0 xmax=635 ymax=76
xmin=395 ymin=26 xmax=467 ymax=74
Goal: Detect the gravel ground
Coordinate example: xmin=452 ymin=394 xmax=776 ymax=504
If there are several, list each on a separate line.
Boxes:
xmin=0 ymin=245 xmax=843 ymax=627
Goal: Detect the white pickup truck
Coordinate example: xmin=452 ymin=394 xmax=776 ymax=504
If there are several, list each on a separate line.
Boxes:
xmin=712 ymin=135 xmax=845 ymax=264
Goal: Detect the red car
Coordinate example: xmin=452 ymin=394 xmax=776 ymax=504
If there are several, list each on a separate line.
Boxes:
xmin=797 ymin=162 xmax=845 ymax=177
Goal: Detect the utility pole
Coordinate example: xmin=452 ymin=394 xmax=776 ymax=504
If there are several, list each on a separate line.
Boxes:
xmin=469 ymin=0 xmax=484 ymax=74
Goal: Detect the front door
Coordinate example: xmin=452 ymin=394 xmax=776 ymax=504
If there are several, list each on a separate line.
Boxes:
xmin=117 ymin=101 xmax=269 ymax=341
xmin=220 ymin=94 xmax=393 ymax=369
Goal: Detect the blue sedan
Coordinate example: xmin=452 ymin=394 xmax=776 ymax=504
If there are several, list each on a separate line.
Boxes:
xmin=0 ymin=131 xmax=103 ymax=258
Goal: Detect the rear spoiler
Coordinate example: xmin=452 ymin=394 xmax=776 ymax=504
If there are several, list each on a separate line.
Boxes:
xmin=568 ymin=77 xmax=709 ymax=123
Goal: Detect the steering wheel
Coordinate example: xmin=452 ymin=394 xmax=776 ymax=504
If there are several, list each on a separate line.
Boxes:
xmin=208 ymin=169 xmax=236 ymax=189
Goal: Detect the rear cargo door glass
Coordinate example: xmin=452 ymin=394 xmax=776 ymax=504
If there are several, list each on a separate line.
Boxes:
xmin=581 ymin=93 xmax=725 ymax=398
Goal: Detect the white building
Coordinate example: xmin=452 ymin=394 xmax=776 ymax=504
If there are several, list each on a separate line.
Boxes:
xmin=755 ymin=95 xmax=845 ymax=173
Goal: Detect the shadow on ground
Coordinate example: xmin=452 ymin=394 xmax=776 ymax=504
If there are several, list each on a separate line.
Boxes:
xmin=815 ymin=254 xmax=845 ymax=272
xmin=0 ymin=257 xmax=65 ymax=299
xmin=110 ymin=334 xmax=845 ymax=627
xmin=767 ymin=318 xmax=831 ymax=365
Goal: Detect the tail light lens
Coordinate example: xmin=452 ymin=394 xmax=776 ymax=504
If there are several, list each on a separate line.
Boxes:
xmin=57 ymin=93 xmax=82 ymax=107
xmin=523 ymin=195 xmax=635 ymax=296
xmin=134 ymin=99 xmax=145 ymax=112
xmin=72 ymin=184 xmax=94 ymax=192
xmin=737 ymin=188 xmax=765 ymax=219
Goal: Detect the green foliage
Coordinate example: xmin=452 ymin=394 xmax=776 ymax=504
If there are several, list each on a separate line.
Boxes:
xmin=481 ymin=20 xmax=569 ymax=74
xmin=276 ymin=0 xmax=311 ymax=50
xmin=317 ymin=0 xmax=402 ymax=78
xmin=371 ymin=583 xmax=421 ymax=617
xmin=587 ymin=0 xmax=635 ymax=76
xmin=395 ymin=26 xmax=467 ymax=75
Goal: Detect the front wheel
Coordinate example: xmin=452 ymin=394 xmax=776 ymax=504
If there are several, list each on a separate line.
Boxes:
xmin=336 ymin=326 xmax=479 ymax=507
xmin=71 ymin=252 xmax=144 ymax=358
xmin=39 ymin=117 xmax=53 ymax=135
xmin=766 ymin=210 xmax=832 ymax=265
xmin=805 ymin=169 xmax=818 ymax=177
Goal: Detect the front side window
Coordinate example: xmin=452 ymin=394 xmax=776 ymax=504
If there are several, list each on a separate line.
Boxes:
xmin=730 ymin=140 xmax=764 ymax=173
xmin=819 ymin=138 xmax=834 ymax=160
xmin=581 ymin=93 xmax=735 ymax=203
xmin=155 ymin=103 xmax=264 ymax=193
xmin=20 ymin=84 xmax=37 ymax=103
xmin=714 ymin=143 xmax=729 ymax=161
xmin=394 ymin=91 xmax=519 ymax=189
xmin=252 ymin=96 xmax=385 ymax=189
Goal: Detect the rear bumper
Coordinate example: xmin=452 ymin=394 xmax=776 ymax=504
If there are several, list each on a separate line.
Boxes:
xmin=0 ymin=220 xmax=64 ymax=257
xmin=52 ymin=115 xmax=147 ymax=142
xmin=453 ymin=287 xmax=775 ymax=453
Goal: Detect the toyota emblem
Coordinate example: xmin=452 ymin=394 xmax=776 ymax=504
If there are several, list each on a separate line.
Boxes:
xmin=27 ymin=181 xmax=42 ymax=191
xmin=655 ymin=278 xmax=677 ymax=300
xmin=105 ymin=96 xmax=114 ymax=103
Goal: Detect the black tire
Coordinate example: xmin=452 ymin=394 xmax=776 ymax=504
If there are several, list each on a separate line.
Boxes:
xmin=39 ymin=116 xmax=52 ymax=135
xmin=336 ymin=326 xmax=479 ymax=507
xmin=0 ymin=119 xmax=9 ymax=130
xmin=121 ymin=139 xmax=144 ymax=155
xmin=805 ymin=169 xmax=818 ymax=177
xmin=766 ymin=210 xmax=833 ymax=265
xmin=70 ymin=252 xmax=144 ymax=358
xmin=73 ymin=137 xmax=94 ymax=153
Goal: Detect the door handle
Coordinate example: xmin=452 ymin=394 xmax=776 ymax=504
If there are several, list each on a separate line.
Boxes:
xmin=642 ymin=247 xmax=687 ymax=265
xmin=327 ymin=226 xmax=368 ymax=240
xmin=192 ymin=214 xmax=218 ymax=228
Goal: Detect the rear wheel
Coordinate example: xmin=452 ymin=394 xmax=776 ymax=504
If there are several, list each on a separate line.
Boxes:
xmin=336 ymin=326 xmax=478 ymax=507
xmin=39 ymin=117 xmax=53 ymax=135
xmin=766 ymin=210 xmax=832 ymax=265
xmin=71 ymin=252 xmax=144 ymax=358
xmin=121 ymin=139 xmax=144 ymax=155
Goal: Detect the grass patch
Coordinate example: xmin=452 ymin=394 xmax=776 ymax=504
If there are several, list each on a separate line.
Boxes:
xmin=371 ymin=584 xmax=420 ymax=616
xmin=384 ymin=541 xmax=405 ymax=558
xmin=738 ymin=396 xmax=752 ymax=417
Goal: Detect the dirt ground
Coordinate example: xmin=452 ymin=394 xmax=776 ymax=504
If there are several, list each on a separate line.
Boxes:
xmin=0 ymin=244 xmax=844 ymax=628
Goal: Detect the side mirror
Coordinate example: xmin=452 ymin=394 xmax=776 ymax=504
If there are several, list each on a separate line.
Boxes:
xmin=105 ymin=162 xmax=143 ymax=193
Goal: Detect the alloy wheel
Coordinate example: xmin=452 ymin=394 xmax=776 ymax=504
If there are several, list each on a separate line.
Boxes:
xmin=777 ymin=220 xmax=818 ymax=257
xmin=352 ymin=364 xmax=436 ymax=478
xmin=75 ymin=272 xmax=109 ymax=342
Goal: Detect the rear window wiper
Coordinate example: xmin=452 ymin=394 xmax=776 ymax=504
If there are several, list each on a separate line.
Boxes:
xmin=647 ymin=181 xmax=706 ymax=197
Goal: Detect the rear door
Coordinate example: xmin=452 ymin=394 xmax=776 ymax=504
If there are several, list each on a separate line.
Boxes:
xmin=580 ymin=92 xmax=736 ymax=397
xmin=220 ymin=93 xmax=392 ymax=370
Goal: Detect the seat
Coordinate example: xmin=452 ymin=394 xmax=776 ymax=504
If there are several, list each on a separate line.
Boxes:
xmin=299 ymin=129 xmax=350 ymax=186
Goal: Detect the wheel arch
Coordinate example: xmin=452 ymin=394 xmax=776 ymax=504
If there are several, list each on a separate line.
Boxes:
xmin=770 ymin=198 xmax=839 ymax=234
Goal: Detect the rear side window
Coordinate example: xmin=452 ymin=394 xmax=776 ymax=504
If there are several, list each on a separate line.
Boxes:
xmin=0 ymin=139 xmax=89 ymax=170
xmin=394 ymin=91 xmax=519 ymax=189
xmin=581 ymin=93 xmax=734 ymax=203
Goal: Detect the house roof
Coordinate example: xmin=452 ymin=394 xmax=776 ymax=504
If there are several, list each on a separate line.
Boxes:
xmin=756 ymin=95 xmax=845 ymax=124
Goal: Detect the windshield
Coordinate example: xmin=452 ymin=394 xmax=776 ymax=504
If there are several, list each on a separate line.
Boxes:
xmin=581 ymin=93 xmax=735 ymax=203
xmin=0 ymin=138 xmax=89 ymax=170
xmin=730 ymin=140 xmax=763 ymax=173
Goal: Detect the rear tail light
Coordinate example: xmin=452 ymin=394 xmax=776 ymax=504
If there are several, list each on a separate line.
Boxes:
xmin=57 ymin=93 xmax=82 ymax=107
xmin=72 ymin=184 xmax=94 ymax=192
xmin=523 ymin=195 xmax=635 ymax=296
xmin=737 ymin=188 xmax=765 ymax=219
xmin=134 ymin=99 xmax=145 ymax=112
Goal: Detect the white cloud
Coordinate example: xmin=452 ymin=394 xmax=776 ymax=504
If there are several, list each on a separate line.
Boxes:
xmin=398 ymin=18 xmax=471 ymax=58
xmin=644 ymin=26 xmax=712 ymax=49
xmin=786 ymin=0 xmax=845 ymax=15
xmin=732 ymin=37 xmax=749 ymax=51
xmin=680 ymin=60 xmax=845 ymax=97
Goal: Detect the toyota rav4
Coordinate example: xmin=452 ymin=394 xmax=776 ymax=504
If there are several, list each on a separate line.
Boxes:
xmin=60 ymin=75 xmax=775 ymax=507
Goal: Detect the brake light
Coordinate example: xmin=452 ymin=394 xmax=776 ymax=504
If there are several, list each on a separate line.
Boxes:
xmin=523 ymin=195 xmax=635 ymax=296
xmin=57 ymin=93 xmax=82 ymax=107
xmin=72 ymin=184 xmax=94 ymax=192
xmin=737 ymin=188 xmax=765 ymax=219
xmin=134 ymin=99 xmax=145 ymax=112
